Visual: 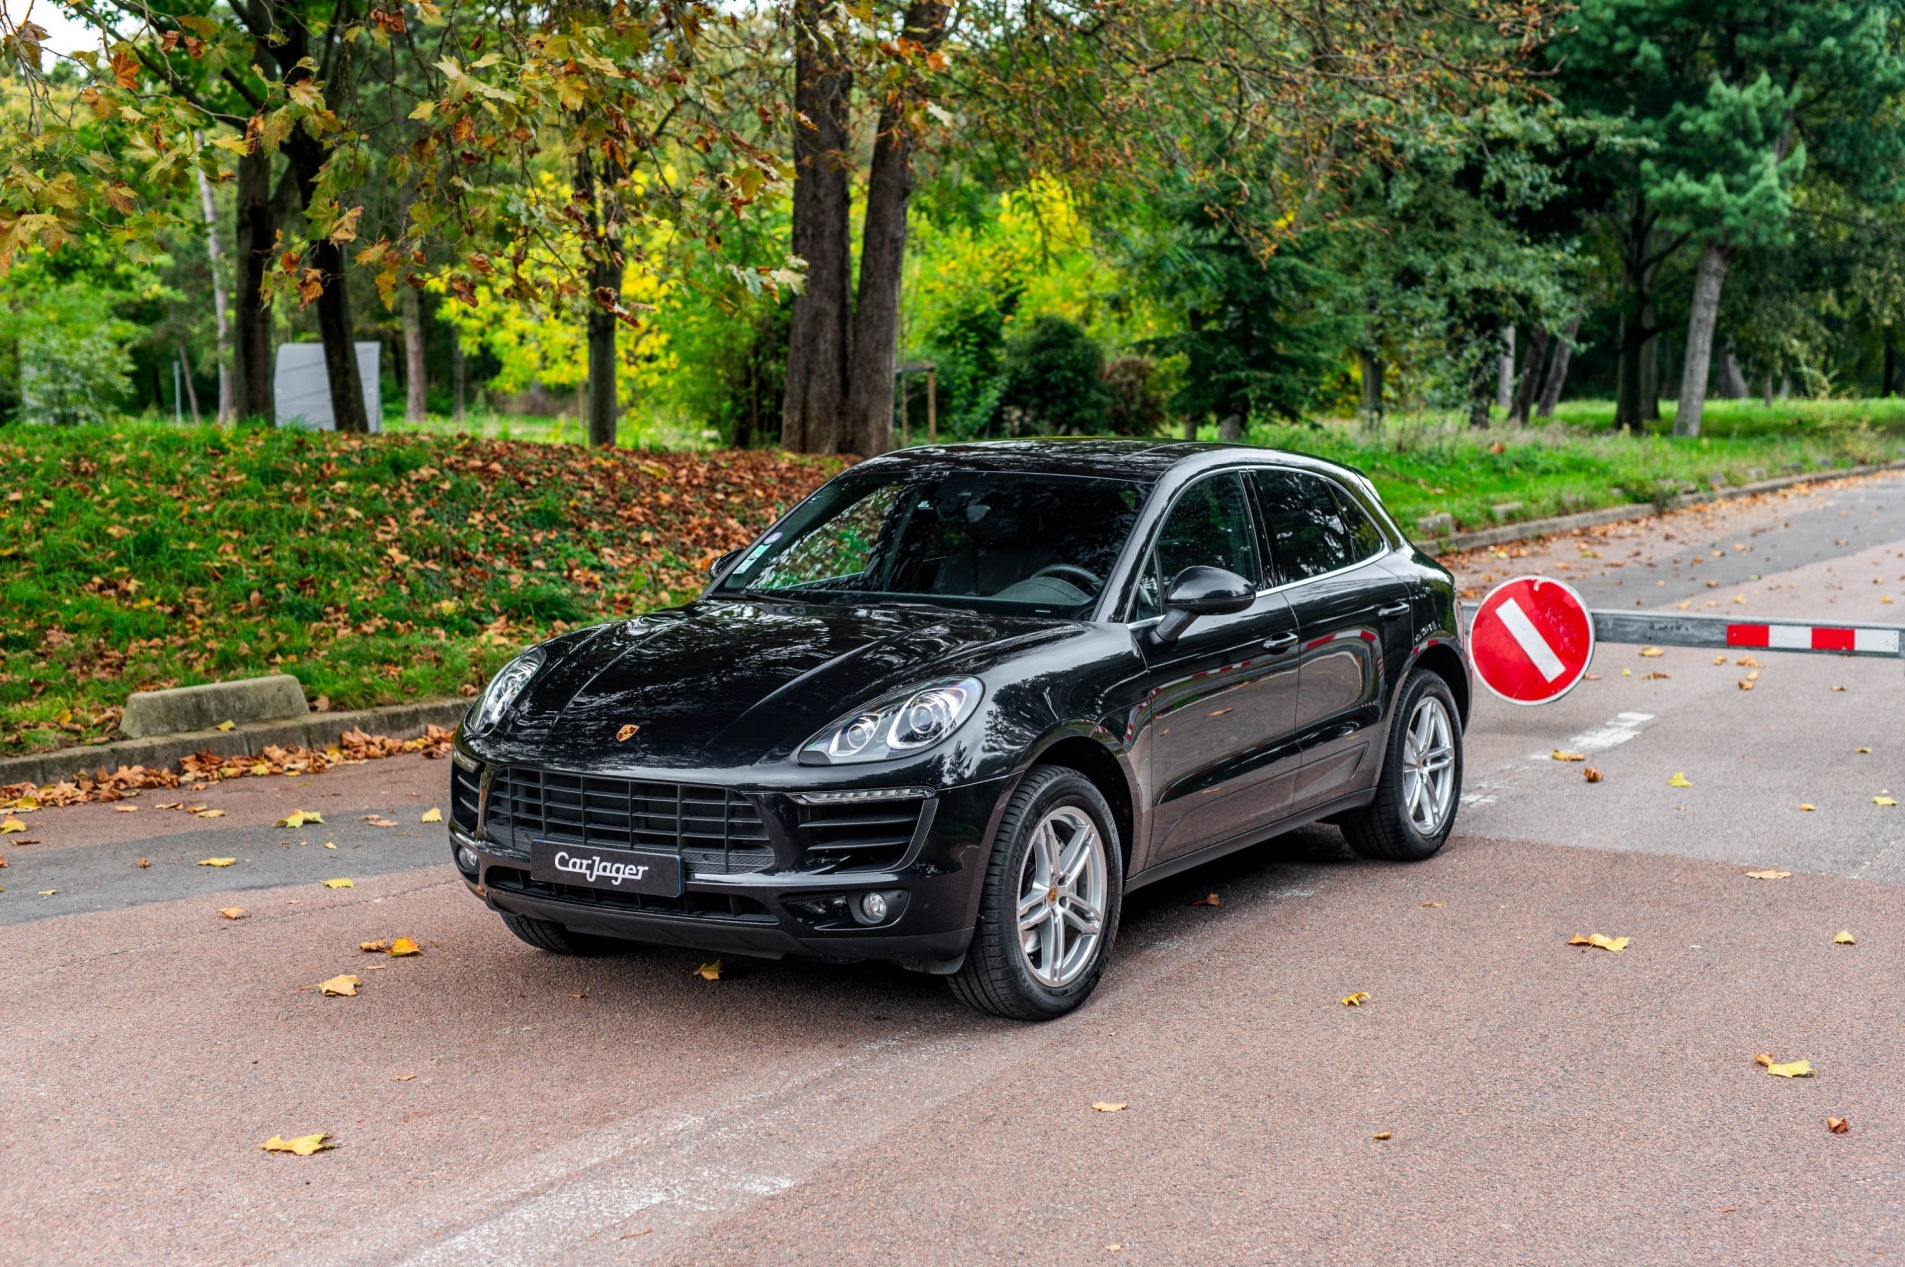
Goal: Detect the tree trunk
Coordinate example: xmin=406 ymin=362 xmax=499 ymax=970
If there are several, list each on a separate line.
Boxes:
xmin=192 ymin=143 xmax=233 ymax=424
xmin=575 ymin=149 xmax=625 ymax=449
xmin=1674 ymin=240 xmax=1733 ymax=438
xmin=1495 ymin=325 xmax=1514 ymax=413
xmin=309 ymin=236 xmax=370 ymax=432
xmin=1614 ymin=311 xmax=1650 ymax=432
xmin=177 ymin=346 xmax=202 ymax=422
xmin=1717 ymin=341 xmax=1748 ymax=399
xmin=232 ymin=148 xmax=277 ymax=422
xmin=1467 ymin=342 xmax=1494 ymax=428
xmin=452 ymin=338 xmax=466 ymax=421
xmin=1508 ymin=326 xmax=1549 ymax=425
xmin=1358 ymin=347 xmax=1384 ymax=431
xmin=1885 ymin=330 xmax=1896 ymax=397
xmin=779 ymin=0 xmax=854 ymax=454
xmin=1535 ymin=316 xmax=1579 ymax=419
xmin=840 ymin=2 xmax=950 ymax=459
xmin=1638 ymin=301 xmax=1653 ymax=419
xmin=401 ymin=285 xmax=427 ymax=423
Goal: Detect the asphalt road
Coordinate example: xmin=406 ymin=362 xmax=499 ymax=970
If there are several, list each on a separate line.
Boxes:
xmin=2 ymin=474 xmax=1902 ymax=1265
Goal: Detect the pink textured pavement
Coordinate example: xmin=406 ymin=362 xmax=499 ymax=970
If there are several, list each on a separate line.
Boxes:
xmin=3 ymin=831 xmax=1900 ymax=1265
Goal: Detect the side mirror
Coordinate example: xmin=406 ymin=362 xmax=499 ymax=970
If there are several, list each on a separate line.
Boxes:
xmin=1151 ymin=565 xmax=1255 ymax=645
xmin=709 ymin=547 xmax=744 ymax=580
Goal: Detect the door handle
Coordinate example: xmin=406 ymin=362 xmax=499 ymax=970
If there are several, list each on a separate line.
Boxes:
xmin=1378 ymin=602 xmax=1411 ymax=619
xmin=1261 ymin=632 xmax=1298 ymax=653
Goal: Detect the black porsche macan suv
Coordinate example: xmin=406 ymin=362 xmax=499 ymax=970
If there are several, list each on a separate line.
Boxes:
xmin=447 ymin=440 xmax=1469 ymax=1019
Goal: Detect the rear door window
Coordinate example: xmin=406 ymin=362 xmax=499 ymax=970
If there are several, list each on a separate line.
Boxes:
xmin=1251 ymin=469 xmax=1353 ymax=583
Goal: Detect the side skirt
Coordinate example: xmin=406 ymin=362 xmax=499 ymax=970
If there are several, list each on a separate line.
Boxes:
xmin=1123 ymin=788 xmax=1377 ymax=894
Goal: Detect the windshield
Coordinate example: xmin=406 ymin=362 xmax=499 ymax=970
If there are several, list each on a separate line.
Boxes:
xmin=716 ymin=467 xmax=1150 ymax=614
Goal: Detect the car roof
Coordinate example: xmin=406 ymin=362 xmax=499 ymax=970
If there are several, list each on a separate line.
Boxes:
xmin=855 ymin=438 xmax=1361 ymax=486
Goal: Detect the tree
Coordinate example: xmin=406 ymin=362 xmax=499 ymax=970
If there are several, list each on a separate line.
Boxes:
xmin=999 ymin=315 xmax=1109 ymax=434
xmin=1553 ymin=0 xmax=1905 ymax=434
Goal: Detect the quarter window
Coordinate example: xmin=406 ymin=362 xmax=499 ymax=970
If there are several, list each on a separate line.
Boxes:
xmin=1332 ymin=485 xmax=1388 ymax=562
xmin=1133 ymin=473 xmax=1259 ymax=620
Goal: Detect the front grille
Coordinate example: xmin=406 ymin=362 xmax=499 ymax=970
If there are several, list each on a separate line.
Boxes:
xmin=795 ymin=796 xmax=928 ymax=872
xmin=451 ymin=761 xmax=482 ymax=832
xmin=482 ymin=768 xmax=775 ymax=877
xmin=485 ymin=867 xmax=774 ymax=922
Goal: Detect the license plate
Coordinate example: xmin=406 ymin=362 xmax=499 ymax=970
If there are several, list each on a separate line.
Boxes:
xmin=530 ymin=841 xmax=682 ymax=897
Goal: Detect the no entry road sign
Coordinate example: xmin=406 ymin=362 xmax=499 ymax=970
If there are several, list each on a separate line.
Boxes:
xmin=1469 ymin=576 xmax=1594 ymax=705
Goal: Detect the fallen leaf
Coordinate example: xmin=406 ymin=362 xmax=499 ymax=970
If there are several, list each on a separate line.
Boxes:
xmin=366 ymin=817 xmax=398 ymax=828
xmin=1744 ymin=869 xmax=1791 ymax=880
xmin=694 ymin=959 xmax=723 ymax=981
xmin=219 ymin=907 xmax=246 ymax=920
xmin=1421 ymin=901 xmax=1443 ymax=908
xmin=215 ymin=720 xmax=236 ymax=732
xmin=391 ymin=1073 xmax=415 ymax=1082
xmin=1622 ymin=668 xmax=1632 ymax=677
xmin=137 ymin=858 xmax=149 ymax=868
xmin=1373 ymin=1131 xmax=1393 ymax=1140
xmin=359 ymin=939 xmax=390 ymax=952
xmin=1107 ymin=1244 xmax=1123 ymax=1253
xmin=1639 ymin=646 xmax=1664 ymax=657
xmin=276 ymin=810 xmax=324 ymax=828
xmin=1191 ymin=893 xmax=1221 ymax=906
xmin=388 ymin=936 xmax=420 ymax=956
xmin=1551 ymin=749 xmax=1586 ymax=762
xmin=1341 ymin=992 xmax=1370 ymax=1007
xmin=155 ymin=801 xmax=182 ymax=810
xmin=1834 ymin=930 xmax=1856 ymax=945
xmin=1643 ymin=671 xmax=1671 ymax=680
xmin=1712 ymin=655 xmax=1727 ymax=665
xmin=318 ymin=974 xmax=361 ymax=996
xmin=567 ymin=992 xmax=587 ymax=999
xmin=0 ymin=817 xmax=25 ymax=833
xmin=1856 ymin=746 xmax=1872 ymax=754
xmin=261 ymin=1132 xmax=335 ymax=1155
xmin=1754 ymin=1052 xmax=1772 ymax=1067
xmin=1090 ymin=1102 xmax=1127 ymax=1112
xmin=419 ymin=807 xmax=442 ymax=823
xmin=1800 ymin=804 xmax=1815 ymax=812
xmin=1568 ymin=933 xmax=1629 ymax=953
xmin=323 ymin=878 xmax=354 ymax=888
xmin=37 ymin=889 xmax=56 ymax=896
xmin=1833 ymin=685 xmax=1847 ymax=692
xmin=197 ymin=857 xmax=236 ymax=867
xmin=324 ymin=841 xmax=336 ymax=849
xmin=1829 ymin=1117 xmax=1850 ymax=1134
xmin=616 ymin=724 xmax=640 ymax=742
xmin=1876 ymin=797 xmax=1898 ymax=807
xmin=1736 ymin=656 xmax=1761 ymax=667
xmin=1745 ymin=670 xmax=1759 ymax=681
xmin=1737 ymin=680 xmax=1755 ymax=691
xmin=1584 ymin=767 xmax=1603 ymax=783
xmin=194 ymin=809 xmax=225 ymax=818
xmin=1669 ymin=772 xmax=1693 ymax=788
xmin=114 ymin=804 xmax=138 ymax=813
xmin=1767 ymin=1059 xmax=1812 ymax=1078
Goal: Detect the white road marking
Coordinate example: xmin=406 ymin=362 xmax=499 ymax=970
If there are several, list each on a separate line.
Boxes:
xmin=1496 ymin=597 xmax=1568 ymax=682
xmin=1526 ymin=712 xmax=1655 ymax=761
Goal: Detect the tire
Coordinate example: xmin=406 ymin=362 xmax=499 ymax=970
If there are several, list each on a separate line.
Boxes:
xmin=950 ymin=766 xmax=1124 ymax=1020
xmin=499 ymin=912 xmax=624 ymax=956
xmin=1341 ymin=669 xmax=1463 ymax=862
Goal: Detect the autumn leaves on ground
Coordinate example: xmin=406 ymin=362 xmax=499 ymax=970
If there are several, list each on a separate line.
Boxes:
xmin=2 ymin=424 xmax=841 ymax=756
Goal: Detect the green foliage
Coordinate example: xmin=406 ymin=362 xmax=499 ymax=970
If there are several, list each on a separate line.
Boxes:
xmin=999 ymin=316 xmax=1110 ymax=434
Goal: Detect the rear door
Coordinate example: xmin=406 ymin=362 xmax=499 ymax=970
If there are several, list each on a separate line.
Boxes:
xmin=1250 ymin=468 xmax=1413 ymax=814
xmin=1137 ymin=472 xmax=1302 ymax=869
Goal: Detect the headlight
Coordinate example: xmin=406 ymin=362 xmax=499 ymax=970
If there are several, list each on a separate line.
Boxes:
xmin=800 ymin=677 xmax=983 ymax=765
xmin=467 ymin=649 xmax=545 ymax=735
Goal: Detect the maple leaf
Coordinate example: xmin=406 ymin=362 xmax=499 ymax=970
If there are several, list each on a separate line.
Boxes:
xmin=693 ymin=959 xmax=723 ymax=981
xmin=1341 ymin=992 xmax=1370 ymax=1007
xmin=420 ymin=807 xmax=442 ymax=823
xmin=0 ymin=817 xmax=25 ymax=833
xmin=276 ymin=810 xmax=323 ymax=828
xmin=388 ymin=936 xmax=420 ymax=956
xmin=318 ymin=974 xmax=361 ymax=996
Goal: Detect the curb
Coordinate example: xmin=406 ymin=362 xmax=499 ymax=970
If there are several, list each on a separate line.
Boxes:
xmin=1 ymin=697 xmax=471 ymax=788
xmin=1429 ymin=459 xmax=1905 ymax=555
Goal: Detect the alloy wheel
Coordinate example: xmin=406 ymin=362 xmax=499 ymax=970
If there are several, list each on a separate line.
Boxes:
xmin=1401 ymin=694 xmax=1456 ymax=835
xmin=1014 ymin=806 xmax=1108 ymax=988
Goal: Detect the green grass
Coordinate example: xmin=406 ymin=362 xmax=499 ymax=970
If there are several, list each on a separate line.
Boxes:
xmin=382 ymin=408 xmax=720 ymax=450
xmin=1238 ymin=398 xmax=1905 ymax=533
xmin=0 ymin=424 xmax=840 ymax=757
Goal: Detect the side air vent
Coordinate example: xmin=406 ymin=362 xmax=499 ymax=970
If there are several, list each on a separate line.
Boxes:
xmin=793 ymin=794 xmax=930 ymax=872
xmin=450 ymin=760 xmax=482 ymax=832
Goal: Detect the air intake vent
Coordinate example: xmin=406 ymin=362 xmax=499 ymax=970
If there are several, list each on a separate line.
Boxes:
xmin=450 ymin=761 xmax=482 ymax=832
xmin=482 ymin=769 xmax=775 ymax=877
xmin=794 ymin=795 xmax=928 ymax=872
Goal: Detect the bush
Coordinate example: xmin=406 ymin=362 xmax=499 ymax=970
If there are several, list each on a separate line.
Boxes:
xmin=18 ymin=326 xmax=132 ymax=425
xmin=999 ymin=315 xmax=1111 ymax=435
xmin=1103 ymin=356 xmax=1166 ymax=436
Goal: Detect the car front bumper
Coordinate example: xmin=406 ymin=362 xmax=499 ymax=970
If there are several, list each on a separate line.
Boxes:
xmin=449 ymin=774 xmax=1011 ymax=971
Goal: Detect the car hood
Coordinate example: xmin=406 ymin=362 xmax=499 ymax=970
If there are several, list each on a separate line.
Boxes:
xmin=496 ymin=599 xmax=1076 ymax=769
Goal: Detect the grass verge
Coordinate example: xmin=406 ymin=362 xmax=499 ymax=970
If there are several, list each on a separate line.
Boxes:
xmin=2 ymin=424 xmax=840 ymax=756
xmin=1247 ymin=399 xmax=1905 ymax=532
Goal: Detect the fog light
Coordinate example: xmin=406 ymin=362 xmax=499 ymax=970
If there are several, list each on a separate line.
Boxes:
xmin=859 ymin=891 xmax=888 ymax=923
xmin=457 ymin=845 xmax=478 ymax=872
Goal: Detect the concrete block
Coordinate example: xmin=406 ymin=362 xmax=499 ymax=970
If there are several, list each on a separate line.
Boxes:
xmin=1708 ymin=471 xmax=1727 ymax=489
xmin=1416 ymin=512 xmax=1455 ymax=536
xmin=1490 ymin=502 xmax=1523 ymax=522
xmin=121 ymin=675 xmax=309 ymax=739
